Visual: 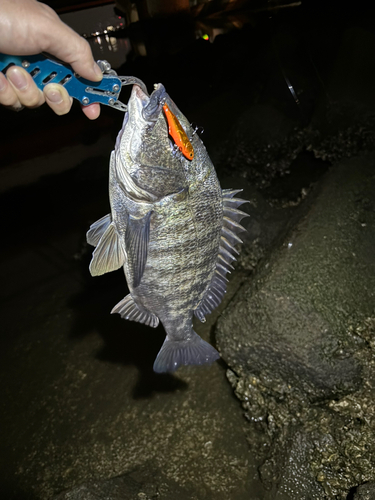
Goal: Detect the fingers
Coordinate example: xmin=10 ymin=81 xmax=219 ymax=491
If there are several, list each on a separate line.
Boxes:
xmin=43 ymin=83 xmax=73 ymax=115
xmin=0 ymin=72 xmax=22 ymax=109
xmin=0 ymin=66 xmax=44 ymax=109
xmin=0 ymin=65 xmax=100 ymax=118
xmin=59 ymin=36 xmax=103 ymax=83
xmin=0 ymin=1 xmax=102 ymax=82
xmin=81 ymin=103 xmax=101 ymax=120
xmin=39 ymin=9 xmax=103 ymax=83
xmin=0 ymin=66 xmax=73 ymax=115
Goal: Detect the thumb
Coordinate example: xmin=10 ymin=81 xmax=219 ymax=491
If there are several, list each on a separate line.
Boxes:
xmin=42 ymin=20 xmax=103 ymax=82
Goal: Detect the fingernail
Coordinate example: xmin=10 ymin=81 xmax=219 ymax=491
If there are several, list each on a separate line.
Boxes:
xmin=45 ymin=87 xmax=63 ymax=104
xmin=8 ymin=68 xmax=27 ymax=90
xmin=93 ymin=63 xmax=103 ymax=80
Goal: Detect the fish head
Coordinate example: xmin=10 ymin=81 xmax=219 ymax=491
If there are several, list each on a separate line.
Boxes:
xmin=114 ymin=83 xmax=192 ymax=201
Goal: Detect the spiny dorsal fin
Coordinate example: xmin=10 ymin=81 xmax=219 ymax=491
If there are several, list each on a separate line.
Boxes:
xmin=194 ymin=273 xmax=228 ymax=322
xmin=194 ymin=188 xmax=248 ymax=322
xmin=217 ymin=254 xmax=235 ymax=269
xmin=221 ymin=236 xmax=240 ymax=255
xmin=87 ymin=214 xmax=111 ymax=247
xmin=223 ymin=216 xmax=247 ymax=233
xmin=223 ymin=197 xmax=249 ymax=208
xmin=222 ymin=188 xmax=243 ymax=198
xmin=221 ymin=226 xmax=243 ymax=245
xmin=223 ymin=206 xmax=249 ymax=222
xmin=111 ymin=293 xmax=159 ymax=328
xmin=219 ymin=246 xmax=237 ymax=264
xmin=89 ymin=222 xmax=126 ymax=277
xmin=215 ymin=270 xmax=229 ymax=282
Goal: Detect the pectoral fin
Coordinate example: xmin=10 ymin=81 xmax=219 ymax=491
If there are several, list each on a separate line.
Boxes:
xmin=125 ymin=211 xmax=152 ymax=288
xmin=86 ymin=214 xmax=111 ymax=247
xmin=89 ymin=222 xmax=125 ymax=276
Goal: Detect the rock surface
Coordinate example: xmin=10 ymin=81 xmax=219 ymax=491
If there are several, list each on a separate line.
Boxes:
xmin=53 ymin=464 xmax=194 ymax=500
xmin=353 ymin=482 xmax=375 ymax=500
xmin=217 ymin=154 xmax=375 ymax=498
xmin=260 ymin=428 xmax=325 ymax=500
xmin=217 ymin=155 xmax=375 ymax=400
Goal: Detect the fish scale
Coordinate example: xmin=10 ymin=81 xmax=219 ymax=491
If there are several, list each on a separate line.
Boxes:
xmin=87 ymin=82 xmax=248 ymax=373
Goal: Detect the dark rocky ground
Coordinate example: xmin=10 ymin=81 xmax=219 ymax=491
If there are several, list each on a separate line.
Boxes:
xmin=2 ymin=1 xmax=375 ymax=499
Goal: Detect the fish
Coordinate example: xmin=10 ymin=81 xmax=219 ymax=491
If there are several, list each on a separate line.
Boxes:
xmin=86 ymin=82 xmax=248 ymax=373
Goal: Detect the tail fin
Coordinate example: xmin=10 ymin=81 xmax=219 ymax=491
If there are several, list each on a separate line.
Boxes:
xmin=153 ymin=331 xmax=220 ymax=373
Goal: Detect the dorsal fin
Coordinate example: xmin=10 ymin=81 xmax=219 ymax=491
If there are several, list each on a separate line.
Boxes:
xmin=222 ymin=188 xmax=243 ymax=198
xmin=223 ymin=206 xmax=249 ymax=222
xmin=194 ymin=189 xmax=249 ymax=322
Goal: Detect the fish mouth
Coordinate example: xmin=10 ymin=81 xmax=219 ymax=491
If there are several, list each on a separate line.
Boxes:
xmin=133 ymin=83 xmax=150 ymax=105
xmin=116 ymin=82 xmax=173 ymax=154
xmin=132 ymin=83 xmax=166 ymax=123
xmin=115 ymin=83 xmax=168 ymax=152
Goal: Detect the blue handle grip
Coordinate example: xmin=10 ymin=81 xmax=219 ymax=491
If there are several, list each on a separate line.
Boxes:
xmin=0 ymin=53 xmax=123 ymax=108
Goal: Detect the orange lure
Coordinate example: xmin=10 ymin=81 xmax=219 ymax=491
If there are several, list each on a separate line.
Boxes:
xmin=162 ymin=103 xmax=194 ymax=160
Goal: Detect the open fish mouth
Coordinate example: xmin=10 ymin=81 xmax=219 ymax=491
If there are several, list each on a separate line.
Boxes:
xmin=134 ymin=82 xmax=194 ymax=161
xmin=139 ymin=83 xmax=167 ymax=122
xmin=115 ymin=82 xmax=167 ymax=149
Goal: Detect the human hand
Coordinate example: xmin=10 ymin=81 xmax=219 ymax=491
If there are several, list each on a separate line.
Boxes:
xmin=0 ymin=0 xmax=103 ymax=119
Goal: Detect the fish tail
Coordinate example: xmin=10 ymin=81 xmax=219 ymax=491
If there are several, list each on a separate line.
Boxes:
xmin=153 ymin=331 xmax=220 ymax=373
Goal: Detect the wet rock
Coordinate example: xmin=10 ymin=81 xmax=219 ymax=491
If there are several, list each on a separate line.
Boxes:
xmin=53 ymin=464 xmax=194 ymax=500
xmin=219 ymin=154 xmax=375 ymax=499
xmin=260 ymin=427 xmax=325 ymax=500
xmin=353 ymin=482 xmax=375 ymax=500
xmin=53 ymin=476 xmax=144 ymax=500
xmin=228 ymin=316 xmax=375 ymax=499
xmin=217 ymin=154 xmax=375 ymax=400
xmin=219 ymin=173 xmax=308 ymax=275
xmin=216 ymin=104 xmax=304 ymax=191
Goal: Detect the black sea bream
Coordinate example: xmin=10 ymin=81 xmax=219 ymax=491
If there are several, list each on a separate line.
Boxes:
xmin=87 ymin=83 xmax=248 ymax=373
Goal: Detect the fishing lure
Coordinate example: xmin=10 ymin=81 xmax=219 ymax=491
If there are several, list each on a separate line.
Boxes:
xmin=162 ymin=103 xmax=194 ymax=160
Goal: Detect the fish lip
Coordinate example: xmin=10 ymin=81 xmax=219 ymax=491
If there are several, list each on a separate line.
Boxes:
xmin=133 ymin=83 xmax=150 ymax=105
xmin=115 ymin=110 xmax=129 ymax=150
xmin=141 ymin=83 xmax=166 ymax=122
xmin=127 ymin=84 xmax=153 ymax=129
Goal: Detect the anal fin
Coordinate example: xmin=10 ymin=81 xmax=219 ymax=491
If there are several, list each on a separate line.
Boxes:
xmin=111 ymin=294 xmax=159 ymax=328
